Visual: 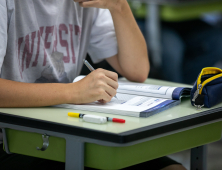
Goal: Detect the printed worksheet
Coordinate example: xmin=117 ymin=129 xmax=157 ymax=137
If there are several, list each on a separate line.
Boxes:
xmin=117 ymin=82 xmax=176 ymax=99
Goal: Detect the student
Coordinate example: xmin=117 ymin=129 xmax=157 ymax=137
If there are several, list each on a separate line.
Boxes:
xmin=0 ymin=0 xmax=185 ymax=169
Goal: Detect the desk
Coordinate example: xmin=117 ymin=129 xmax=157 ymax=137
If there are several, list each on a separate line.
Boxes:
xmin=0 ymin=78 xmax=222 ymax=170
xmin=132 ymin=0 xmax=222 ymax=67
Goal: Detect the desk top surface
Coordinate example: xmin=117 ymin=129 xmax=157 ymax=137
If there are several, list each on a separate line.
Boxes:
xmin=1 ymin=78 xmax=222 ymax=143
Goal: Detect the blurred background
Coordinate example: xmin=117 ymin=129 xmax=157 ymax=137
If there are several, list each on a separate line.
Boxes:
xmin=81 ymin=0 xmax=222 ymax=169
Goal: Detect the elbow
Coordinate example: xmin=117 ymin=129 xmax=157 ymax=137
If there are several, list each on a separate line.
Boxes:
xmin=126 ymin=65 xmax=150 ymax=83
xmin=136 ymin=61 xmax=150 ymax=83
xmin=136 ymin=68 xmax=150 ymax=83
xmin=138 ymin=73 xmax=149 ymax=83
xmin=136 ymin=53 xmax=150 ymax=82
xmin=121 ymin=54 xmax=150 ymax=83
xmin=127 ymin=73 xmax=148 ymax=83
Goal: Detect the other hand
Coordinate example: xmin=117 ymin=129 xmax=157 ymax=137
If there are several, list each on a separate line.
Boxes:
xmin=73 ymin=0 xmax=121 ymax=11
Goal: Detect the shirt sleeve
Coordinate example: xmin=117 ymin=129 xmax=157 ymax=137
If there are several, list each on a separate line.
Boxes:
xmin=87 ymin=9 xmax=118 ymax=63
xmin=0 ymin=0 xmax=7 ymax=75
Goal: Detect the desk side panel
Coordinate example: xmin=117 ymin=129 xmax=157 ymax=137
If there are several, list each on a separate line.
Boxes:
xmin=4 ymin=122 xmax=222 ymax=169
xmin=4 ymin=130 xmax=66 ymax=162
xmin=85 ymin=122 xmax=222 ymax=169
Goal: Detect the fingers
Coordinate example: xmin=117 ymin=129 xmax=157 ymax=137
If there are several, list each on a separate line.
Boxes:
xmin=77 ymin=68 xmax=118 ymax=104
xmin=73 ymin=0 xmax=98 ymax=7
xmin=98 ymin=89 xmax=112 ymax=103
xmin=73 ymin=0 xmax=90 ymax=3
xmin=79 ymin=1 xmax=99 ymax=8
xmin=95 ymin=78 xmax=117 ymax=98
xmin=90 ymin=69 xmax=118 ymax=101
xmin=107 ymin=76 xmax=118 ymax=90
xmin=96 ymin=68 xmax=118 ymax=82
xmin=93 ymin=68 xmax=118 ymax=91
xmin=104 ymin=82 xmax=117 ymax=97
xmin=74 ymin=0 xmax=107 ymax=8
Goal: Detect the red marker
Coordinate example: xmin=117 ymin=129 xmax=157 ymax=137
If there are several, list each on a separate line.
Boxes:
xmin=68 ymin=112 xmax=125 ymax=124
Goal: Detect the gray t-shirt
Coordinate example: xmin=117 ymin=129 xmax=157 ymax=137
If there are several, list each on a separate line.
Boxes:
xmin=0 ymin=0 xmax=117 ymax=83
xmin=0 ymin=0 xmax=118 ymax=141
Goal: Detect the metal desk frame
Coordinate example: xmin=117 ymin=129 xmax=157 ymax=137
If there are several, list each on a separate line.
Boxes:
xmin=1 ymin=108 xmax=222 ymax=170
xmin=1 ymin=123 xmax=208 ymax=170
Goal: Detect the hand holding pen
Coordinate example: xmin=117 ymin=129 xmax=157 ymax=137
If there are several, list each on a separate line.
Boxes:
xmin=83 ymin=59 xmax=118 ymax=100
xmin=72 ymin=60 xmax=118 ymax=104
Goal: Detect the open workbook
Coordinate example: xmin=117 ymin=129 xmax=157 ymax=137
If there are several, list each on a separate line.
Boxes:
xmin=55 ymin=76 xmax=191 ymax=117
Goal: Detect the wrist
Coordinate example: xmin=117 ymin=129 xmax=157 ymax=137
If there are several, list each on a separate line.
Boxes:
xmin=66 ymin=82 xmax=83 ymax=104
xmin=64 ymin=83 xmax=76 ymax=104
xmin=108 ymin=0 xmax=128 ymax=14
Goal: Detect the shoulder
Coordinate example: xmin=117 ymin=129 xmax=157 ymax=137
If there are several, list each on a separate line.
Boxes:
xmin=0 ymin=0 xmax=7 ymax=22
xmin=0 ymin=0 xmax=6 ymax=7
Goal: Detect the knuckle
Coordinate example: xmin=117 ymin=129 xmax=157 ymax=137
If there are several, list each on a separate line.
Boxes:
xmin=96 ymin=81 xmax=105 ymax=88
xmin=114 ymin=73 xmax=118 ymax=79
xmin=111 ymin=72 xmax=118 ymax=80
xmin=97 ymin=68 xmax=103 ymax=72
xmin=116 ymin=83 xmax=119 ymax=89
xmin=97 ymin=73 xmax=105 ymax=80
xmin=97 ymin=89 xmax=104 ymax=96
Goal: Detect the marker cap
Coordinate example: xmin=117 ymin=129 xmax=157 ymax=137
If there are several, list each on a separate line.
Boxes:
xmin=112 ymin=118 xmax=125 ymax=123
xmin=68 ymin=112 xmax=80 ymax=118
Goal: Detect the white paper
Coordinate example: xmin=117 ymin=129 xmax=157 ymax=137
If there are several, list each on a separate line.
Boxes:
xmin=117 ymin=81 xmax=176 ymax=99
xmin=73 ymin=75 xmax=177 ymax=99
xmin=56 ymin=93 xmax=172 ymax=117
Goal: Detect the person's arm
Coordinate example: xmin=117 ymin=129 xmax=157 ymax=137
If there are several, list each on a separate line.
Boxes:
xmin=77 ymin=0 xmax=149 ymax=83
xmin=0 ymin=69 xmax=118 ymax=107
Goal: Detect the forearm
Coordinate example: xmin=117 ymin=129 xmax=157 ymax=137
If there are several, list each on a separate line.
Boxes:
xmin=76 ymin=0 xmax=149 ymax=82
xmin=109 ymin=0 xmax=149 ymax=82
xmin=0 ymin=68 xmax=118 ymax=107
xmin=0 ymin=78 xmax=72 ymax=107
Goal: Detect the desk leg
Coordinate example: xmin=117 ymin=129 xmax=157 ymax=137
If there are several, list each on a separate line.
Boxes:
xmin=65 ymin=138 xmax=84 ymax=170
xmin=190 ymin=145 xmax=207 ymax=170
xmin=2 ymin=128 xmax=12 ymax=154
xmin=146 ymin=3 xmax=162 ymax=68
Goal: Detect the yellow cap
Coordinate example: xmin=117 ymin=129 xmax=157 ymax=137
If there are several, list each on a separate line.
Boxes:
xmin=68 ymin=112 xmax=80 ymax=118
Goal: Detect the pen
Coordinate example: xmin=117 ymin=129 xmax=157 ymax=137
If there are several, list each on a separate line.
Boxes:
xmin=68 ymin=112 xmax=125 ymax=124
xmin=83 ymin=59 xmax=95 ymax=72
xmin=83 ymin=59 xmax=118 ymax=99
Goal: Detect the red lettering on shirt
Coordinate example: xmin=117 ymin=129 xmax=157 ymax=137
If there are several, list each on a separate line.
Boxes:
xmin=59 ymin=24 xmax=70 ymax=63
xmin=17 ymin=24 xmax=81 ymax=75
xmin=22 ymin=32 xmax=36 ymax=71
